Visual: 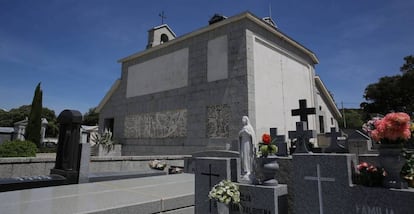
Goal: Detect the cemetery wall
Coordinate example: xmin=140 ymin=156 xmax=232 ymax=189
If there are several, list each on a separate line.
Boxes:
xmin=100 ymin=19 xmax=251 ymax=155
xmin=0 ymin=155 xmax=187 ymax=178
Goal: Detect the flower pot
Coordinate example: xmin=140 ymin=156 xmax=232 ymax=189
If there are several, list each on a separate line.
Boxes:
xmin=216 ymin=202 xmax=229 ymax=214
xmin=378 ymin=144 xmax=407 ymax=189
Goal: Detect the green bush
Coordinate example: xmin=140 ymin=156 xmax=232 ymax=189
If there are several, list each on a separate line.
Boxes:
xmin=0 ymin=140 xmax=37 ymax=157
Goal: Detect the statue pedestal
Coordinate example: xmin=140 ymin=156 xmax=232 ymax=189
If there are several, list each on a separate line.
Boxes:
xmin=229 ymin=184 xmax=288 ymax=214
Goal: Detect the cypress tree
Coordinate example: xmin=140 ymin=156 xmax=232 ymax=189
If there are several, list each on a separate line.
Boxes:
xmin=26 ymin=82 xmax=43 ymax=148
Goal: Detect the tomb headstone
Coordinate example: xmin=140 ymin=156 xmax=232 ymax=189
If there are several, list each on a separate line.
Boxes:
xmin=291 ymin=99 xmax=316 ymax=129
xmin=50 ymin=109 xmax=83 ymax=184
xmin=195 ymin=157 xmax=238 ymax=214
xmin=288 ymin=122 xmax=316 ymax=153
xmin=229 ymin=184 xmax=288 ymax=214
xmin=324 ymin=127 xmax=347 ymax=153
xmin=184 ymin=150 xmax=239 ymax=173
xmin=293 ymin=153 xmax=414 ymax=214
xmin=270 ymin=128 xmax=288 ymax=156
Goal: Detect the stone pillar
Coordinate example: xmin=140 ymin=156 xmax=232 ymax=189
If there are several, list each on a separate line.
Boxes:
xmin=50 ymin=110 xmax=83 ymax=184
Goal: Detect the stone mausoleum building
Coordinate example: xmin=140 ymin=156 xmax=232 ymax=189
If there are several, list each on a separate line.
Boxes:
xmin=97 ymin=12 xmax=341 ymax=155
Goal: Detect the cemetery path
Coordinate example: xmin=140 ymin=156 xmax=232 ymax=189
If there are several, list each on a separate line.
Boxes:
xmin=0 ymin=173 xmax=195 ymax=214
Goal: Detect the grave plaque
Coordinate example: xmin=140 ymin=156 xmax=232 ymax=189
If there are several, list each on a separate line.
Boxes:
xmin=195 ymin=157 xmax=238 ymax=214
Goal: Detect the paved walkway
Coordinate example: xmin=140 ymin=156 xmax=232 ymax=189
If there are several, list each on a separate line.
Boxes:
xmin=0 ymin=173 xmax=194 ymax=214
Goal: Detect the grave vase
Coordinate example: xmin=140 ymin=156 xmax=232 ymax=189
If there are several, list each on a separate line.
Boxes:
xmin=378 ymin=143 xmax=406 ymax=189
xmin=216 ymin=202 xmax=229 ymax=214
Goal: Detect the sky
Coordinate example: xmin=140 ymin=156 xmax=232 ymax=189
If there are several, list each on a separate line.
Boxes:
xmin=0 ymin=0 xmax=413 ymax=115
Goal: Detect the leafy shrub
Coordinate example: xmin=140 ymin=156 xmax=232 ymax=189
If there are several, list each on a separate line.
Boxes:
xmin=0 ymin=140 xmax=37 ymax=157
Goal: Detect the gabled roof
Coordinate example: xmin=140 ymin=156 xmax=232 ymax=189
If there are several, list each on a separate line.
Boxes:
xmin=315 ymin=76 xmax=342 ymax=119
xmin=96 ymin=79 xmax=121 ymax=113
xmin=151 ymin=24 xmax=177 ymax=37
xmin=118 ymin=11 xmax=319 ymax=64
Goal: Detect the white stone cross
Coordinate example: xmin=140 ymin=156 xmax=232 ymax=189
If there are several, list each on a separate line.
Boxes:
xmin=304 ymin=164 xmax=335 ymax=214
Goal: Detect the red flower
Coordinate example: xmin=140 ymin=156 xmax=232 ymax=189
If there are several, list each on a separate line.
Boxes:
xmin=357 ymin=162 xmax=369 ymax=171
xmin=262 ymin=133 xmax=271 ymax=145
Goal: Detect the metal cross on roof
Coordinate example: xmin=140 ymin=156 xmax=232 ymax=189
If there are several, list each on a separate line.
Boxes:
xmin=159 ymin=11 xmax=166 ymax=24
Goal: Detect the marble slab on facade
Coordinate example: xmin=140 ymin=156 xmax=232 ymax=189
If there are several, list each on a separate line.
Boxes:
xmin=0 ymin=173 xmax=195 ymax=214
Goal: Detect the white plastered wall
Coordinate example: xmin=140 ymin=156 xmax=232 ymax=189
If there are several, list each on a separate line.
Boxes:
xmin=252 ymin=36 xmax=316 ymax=138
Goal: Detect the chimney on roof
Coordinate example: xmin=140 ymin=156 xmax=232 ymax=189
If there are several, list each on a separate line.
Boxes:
xmin=208 ymin=14 xmax=227 ymax=25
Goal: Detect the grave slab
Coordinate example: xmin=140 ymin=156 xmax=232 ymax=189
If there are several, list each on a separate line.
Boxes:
xmin=0 ymin=173 xmax=194 ymax=214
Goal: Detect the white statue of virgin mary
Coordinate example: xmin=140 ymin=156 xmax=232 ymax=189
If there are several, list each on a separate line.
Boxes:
xmin=238 ymin=116 xmax=257 ymax=183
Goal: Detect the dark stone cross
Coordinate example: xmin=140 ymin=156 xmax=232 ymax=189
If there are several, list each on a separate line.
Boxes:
xmin=201 ymin=164 xmax=220 ymax=212
xmin=270 ymin=128 xmax=288 ymax=156
xmin=291 ymin=99 xmax=316 ymax=128
xmin=159 ymin=11 xmax=167 ymax=24
xmin=288 ymin=122 xmax=316 ymax=153
xmin=324 ymin=128 xmax=346 ymax=153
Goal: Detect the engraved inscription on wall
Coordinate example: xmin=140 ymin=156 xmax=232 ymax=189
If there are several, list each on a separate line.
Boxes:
xmin=124 ymin=109 xmax=187 ymax=138
xmin=206 ymin=104 xmax=230 ymax=138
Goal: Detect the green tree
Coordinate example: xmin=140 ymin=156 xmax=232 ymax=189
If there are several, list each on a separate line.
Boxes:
xmin=401 ymin=55 xmax=414 ymax=73
xmin=0 ymin=105 xmax=58 ymax=137
xmin=83 ymin=107 xmax=99 ymax=126
xmin=26 ymin=83 xmax=43 ymax=147
xmin=362 ymin=55 xmax=414 ymax=115
xmin=338 ymin=108 xmax=364 ymax=129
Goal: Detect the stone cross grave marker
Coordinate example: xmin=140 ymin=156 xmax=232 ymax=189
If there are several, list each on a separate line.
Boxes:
xmin=291 ymin=99 xmax=316 ymax=129
xmin=202 ymin=164 xmax=219 ymax=213
xmin=304 ymin=164 xmax=335 ymax=214
xmin=324 ymin=127 xmax=347 ymax=153
xmin=288 ymin=122 xmax=316 ymax=153
xmin=294 ymin=154 xmax=414 ymax=213
xmin=270 ymin=128 xmax=288 ymax=156
xmin=195 ymin=157 xmax=237 ymax=214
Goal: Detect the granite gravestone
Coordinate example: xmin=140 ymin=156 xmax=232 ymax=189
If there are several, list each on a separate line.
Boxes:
xmin=195 ymin=157 xmax=238 ymax=214
xmin=50 ymin=110 xmax=85 ymax=184
xmin=270 ymin=128 xmax=288 ymax=156
xmin=288 ymin=122 xmax=316 ymax=153
xmin=324 ymin=128 xmax=347 ymax=153
xmin=230 ymin=184 xmax=288 ymax=214
xmin=293 ymin=153 xmax=414 ymax=214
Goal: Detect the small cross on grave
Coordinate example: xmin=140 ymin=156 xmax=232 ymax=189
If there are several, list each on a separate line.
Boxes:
xmin=270 ymin=128 xmax=288 ymax=156
xmin=201 ymin=164 xmax=220 ymax=212
xmin=304 ymin=164 xmax=335 ymax=214
xmin=288 ymin=122 xmax=316 ymax=153
xmin=291 ymin=99 xmax=316 ymax=129
xmin=324 ymin=128 xmax=346 ymax=153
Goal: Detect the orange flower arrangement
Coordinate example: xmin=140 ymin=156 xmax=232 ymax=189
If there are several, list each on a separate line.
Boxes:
xmin=363 ymin=112 xmax=412 ymax=143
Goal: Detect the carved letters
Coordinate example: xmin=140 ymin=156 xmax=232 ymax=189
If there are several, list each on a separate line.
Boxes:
xmin=124 ymin=109 xmax=187 ymax=138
